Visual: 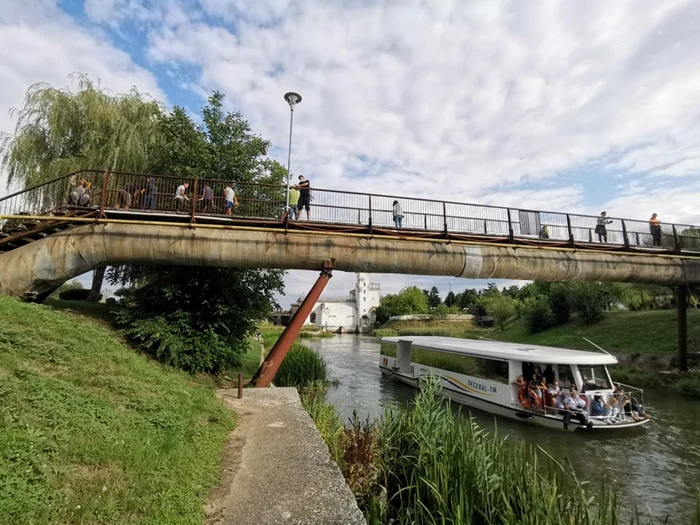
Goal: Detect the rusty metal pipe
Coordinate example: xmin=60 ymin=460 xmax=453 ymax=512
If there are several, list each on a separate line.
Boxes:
xmin=251 ymin=259 xmax=335 ymax=387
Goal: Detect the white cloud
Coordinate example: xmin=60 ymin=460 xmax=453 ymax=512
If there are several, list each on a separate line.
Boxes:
xmin=0 ymin=0 xmax=163 ymax=195
xmin=123 ymin=0 xmax=700 ymax=222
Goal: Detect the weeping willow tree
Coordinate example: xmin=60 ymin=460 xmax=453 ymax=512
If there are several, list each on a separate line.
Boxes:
xmin=1 ymin=73 xmax=166 ymax=300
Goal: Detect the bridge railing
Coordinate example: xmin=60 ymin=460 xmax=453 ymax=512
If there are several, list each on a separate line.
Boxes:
xmin=2 ymin=169 xmax=700 ymax=254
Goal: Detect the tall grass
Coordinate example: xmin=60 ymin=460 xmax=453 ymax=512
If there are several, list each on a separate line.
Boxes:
xmin=303 ymin=379 xmax=698 ymax=524
xmin=376 ymin=381 xmax=662 ymax=524
xmin=274 ymin=343 xmax=330 ymax=388
xmin=676 ymin=374 xmax=700 ymax=397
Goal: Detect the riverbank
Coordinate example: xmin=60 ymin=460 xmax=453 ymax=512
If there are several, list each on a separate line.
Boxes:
xmin=0 ymin=296 xmax=234 ymax=524
xmin=376 ymin=310 xmax=700 ymax=396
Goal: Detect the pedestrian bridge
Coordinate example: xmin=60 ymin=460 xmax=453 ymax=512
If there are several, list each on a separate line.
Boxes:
xmin=1 ymin=170 xmax=700 ymax=300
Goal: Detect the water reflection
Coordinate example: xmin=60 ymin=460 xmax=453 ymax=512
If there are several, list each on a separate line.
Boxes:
xmin=306 ymin=334 xmax=700 ymax=523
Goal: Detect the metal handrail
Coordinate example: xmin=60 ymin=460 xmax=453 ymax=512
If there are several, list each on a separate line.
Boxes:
xmin=2 ymin=169 xmax=700 ymax=256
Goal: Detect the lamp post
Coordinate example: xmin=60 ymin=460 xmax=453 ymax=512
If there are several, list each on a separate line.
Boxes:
xmin=284 ymin=92 xmax=302 ymax=212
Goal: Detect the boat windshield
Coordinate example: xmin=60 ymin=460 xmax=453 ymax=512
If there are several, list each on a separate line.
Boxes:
xmin=579 ymin=365 xmax=613 ymax=391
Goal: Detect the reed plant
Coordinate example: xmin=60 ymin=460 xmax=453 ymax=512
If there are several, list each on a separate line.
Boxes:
xmin=273 ymin=343 xmax=330 ymax=388
xmin=377 ymin=380 xmax=650 ymax=525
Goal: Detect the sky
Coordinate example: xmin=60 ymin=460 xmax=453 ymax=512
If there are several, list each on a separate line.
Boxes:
xmin=2 ymin=0 xmax=700 ymax=305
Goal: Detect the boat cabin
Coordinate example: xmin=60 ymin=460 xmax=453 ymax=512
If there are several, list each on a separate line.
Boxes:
xmin=380 ymin=336 xmax=617 ymax=394
xmin=379 ymin=336 xmax=647 ymax=431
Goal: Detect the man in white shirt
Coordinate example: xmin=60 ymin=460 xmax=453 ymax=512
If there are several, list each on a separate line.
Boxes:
xmin=563 ymin=388 xmax=589 ymax=429
xmin=174 ymin=182 xmax=190 ymax=211
xmin=224 ymin=184 xmax=238 ymax=216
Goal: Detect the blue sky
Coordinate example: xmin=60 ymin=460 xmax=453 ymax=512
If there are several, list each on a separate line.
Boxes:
xmin=2 ymin=0 xmax=700 ymax=304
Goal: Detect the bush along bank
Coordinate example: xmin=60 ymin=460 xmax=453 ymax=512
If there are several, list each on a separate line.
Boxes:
xmin=302 ymin=381 xmax=697 ymax=525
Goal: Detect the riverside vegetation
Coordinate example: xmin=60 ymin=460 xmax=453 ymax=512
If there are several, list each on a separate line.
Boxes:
xmin=262 ymin=331 xmax=700 ymax=524
xmin=0 ymin=297 xmax=234 ymax=525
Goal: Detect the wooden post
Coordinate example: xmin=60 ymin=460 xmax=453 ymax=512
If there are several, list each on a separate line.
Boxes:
xmin=237 ymin=373 xmax=244 ymax=399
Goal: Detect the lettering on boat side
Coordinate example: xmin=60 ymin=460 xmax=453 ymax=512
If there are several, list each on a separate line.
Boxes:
xmin=443 ymin=376 xmax=498 ymax=395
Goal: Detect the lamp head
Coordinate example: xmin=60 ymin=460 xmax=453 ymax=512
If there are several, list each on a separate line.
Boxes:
xmin=284 ymin=92 xmax=302 ymax=109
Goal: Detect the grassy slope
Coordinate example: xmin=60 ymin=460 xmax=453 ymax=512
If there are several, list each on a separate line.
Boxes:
xmin=492 ymin=310 xmax=700 ymax=356
xmin=0 ymin=297 xmax=234 ymax=525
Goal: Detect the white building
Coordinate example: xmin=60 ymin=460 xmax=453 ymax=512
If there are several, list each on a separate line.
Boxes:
xmin=305 ymin=273 xmax=380 ymax=332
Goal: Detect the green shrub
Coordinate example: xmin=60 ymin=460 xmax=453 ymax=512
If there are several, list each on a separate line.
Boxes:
xmin=570 ymin=282 xmax=607 ymax=324
xmin=548 ymin=283 xmax=572 ymax=325
xmin=521 ymin=296 xmax=554 ymax=333
xmin=478 ymin=295 xmax=518 ymax=330
xmin=58 ymin=288 xmax=101 ymax=301
xmin=274 ymin=343 xmax=329 ymax=387
xmin=609 ymin=366 xmax=663 ymax=388
xmin=675 ymin=375 xmax=700 ymax=397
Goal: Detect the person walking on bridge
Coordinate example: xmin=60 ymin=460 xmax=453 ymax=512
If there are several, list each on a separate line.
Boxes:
xmin=392 ymin=200 xmax=403 ymax=228
xmin=295 ymin=175 xmax=311 ymax=220
xmin=224 ymin=184 xmax=238 ymax=216
xmin=649 ymin=213 xmax=662 ymax=246
xmin=141 ymin=176 xmax=157 ymax=211
xmin=198 ymin=183 xmax=213 ymax=213
xmin=288 ymin=186 xmax=300 ymax=221
xmin=595 ymin=211 xmax=612 ymax=243
xmin=174 ymin=182 xmax=190 ymax=212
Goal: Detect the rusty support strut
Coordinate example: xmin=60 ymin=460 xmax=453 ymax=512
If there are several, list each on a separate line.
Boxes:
xmin=251 ymin=259 xmax=335 ymax=387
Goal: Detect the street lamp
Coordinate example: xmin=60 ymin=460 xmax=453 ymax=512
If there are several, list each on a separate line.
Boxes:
xmin=284 ymin=92 xmax=302 ymax=212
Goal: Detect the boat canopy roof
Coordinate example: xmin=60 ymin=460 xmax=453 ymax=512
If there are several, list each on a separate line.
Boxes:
xmin=381 ymin=336 xmax=618 ymax=365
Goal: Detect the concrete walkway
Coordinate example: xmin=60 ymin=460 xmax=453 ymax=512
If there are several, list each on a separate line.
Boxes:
xmin=207 ymin=388 xmax=365 ymax=525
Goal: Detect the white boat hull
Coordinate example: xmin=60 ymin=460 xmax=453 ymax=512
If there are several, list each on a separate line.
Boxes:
xmin=380 ymin=365 xmax=650 ymax=432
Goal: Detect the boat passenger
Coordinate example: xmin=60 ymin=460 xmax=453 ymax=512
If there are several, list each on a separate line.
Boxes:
xmin=513 ymin=375 xmax=527 ymax=389
xmin=591 ymin=394 xmax=613 ymax=421
xmin=543 ymin=365 xmax=555 ymax=385
xmin=563 ymin=389 xmax=588 ymax=427
xmin=614 ymin=386 xmax=647 ymax=421
xmin=546 ymin=380 xmax=560 ymax=407
xmin=553 ymin=390 xmax=565 ymax=410
xmin=529 ymin=374 xmax=544 ymax=402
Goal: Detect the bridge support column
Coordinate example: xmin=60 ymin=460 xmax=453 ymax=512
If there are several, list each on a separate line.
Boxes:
xmin=675 ymin=286 xmax=689 ymax=372
xmin=251 ymin=259 xmax=335 ymax=388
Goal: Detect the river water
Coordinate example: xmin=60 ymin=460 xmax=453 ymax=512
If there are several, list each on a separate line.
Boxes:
xmin=304 ymin=334 xmax=700 ymax=523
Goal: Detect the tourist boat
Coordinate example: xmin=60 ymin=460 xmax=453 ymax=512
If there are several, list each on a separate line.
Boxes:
xmin=379 ymin=336 xmax=650 ymax=431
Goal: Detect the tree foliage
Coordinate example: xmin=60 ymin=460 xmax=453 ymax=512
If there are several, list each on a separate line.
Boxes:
xmin=521 ymin=296 xmax=555 ymax=333
xmin=478 ymin=295 xmax=517 ymax=330
xmin=547 ymin=283 xmax=572 ymax=325
xmin=1 ymin=74 xmax=164 ymax=189
xmin=426 ymin=286 xmax=442 ymax=309
xmin=376 ymin=286 xmax=430 ymax=323
xmin=115 ymin=267 xmax=283 ymax=373
xmin=113 ymin=93 xmax=285 ymax=373
xmin=1 ymin=74 xmax=165 ymax=299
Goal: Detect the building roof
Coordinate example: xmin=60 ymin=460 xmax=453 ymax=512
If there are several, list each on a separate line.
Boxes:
xmin=380 ymin=336 xmax=617 ymax=365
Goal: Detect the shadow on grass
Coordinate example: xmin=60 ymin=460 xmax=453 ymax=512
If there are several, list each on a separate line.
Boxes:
xmin=44 ymin=298 xmax=115 ymax=325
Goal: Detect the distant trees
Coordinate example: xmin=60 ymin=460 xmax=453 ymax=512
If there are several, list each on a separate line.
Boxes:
xmin=477 ymin=295 xmax=518 ymax=330
xmin=375 ymin=286 xmax=430 ymax=324
xmin=425 ymin=287 xmax=442 ymax=308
